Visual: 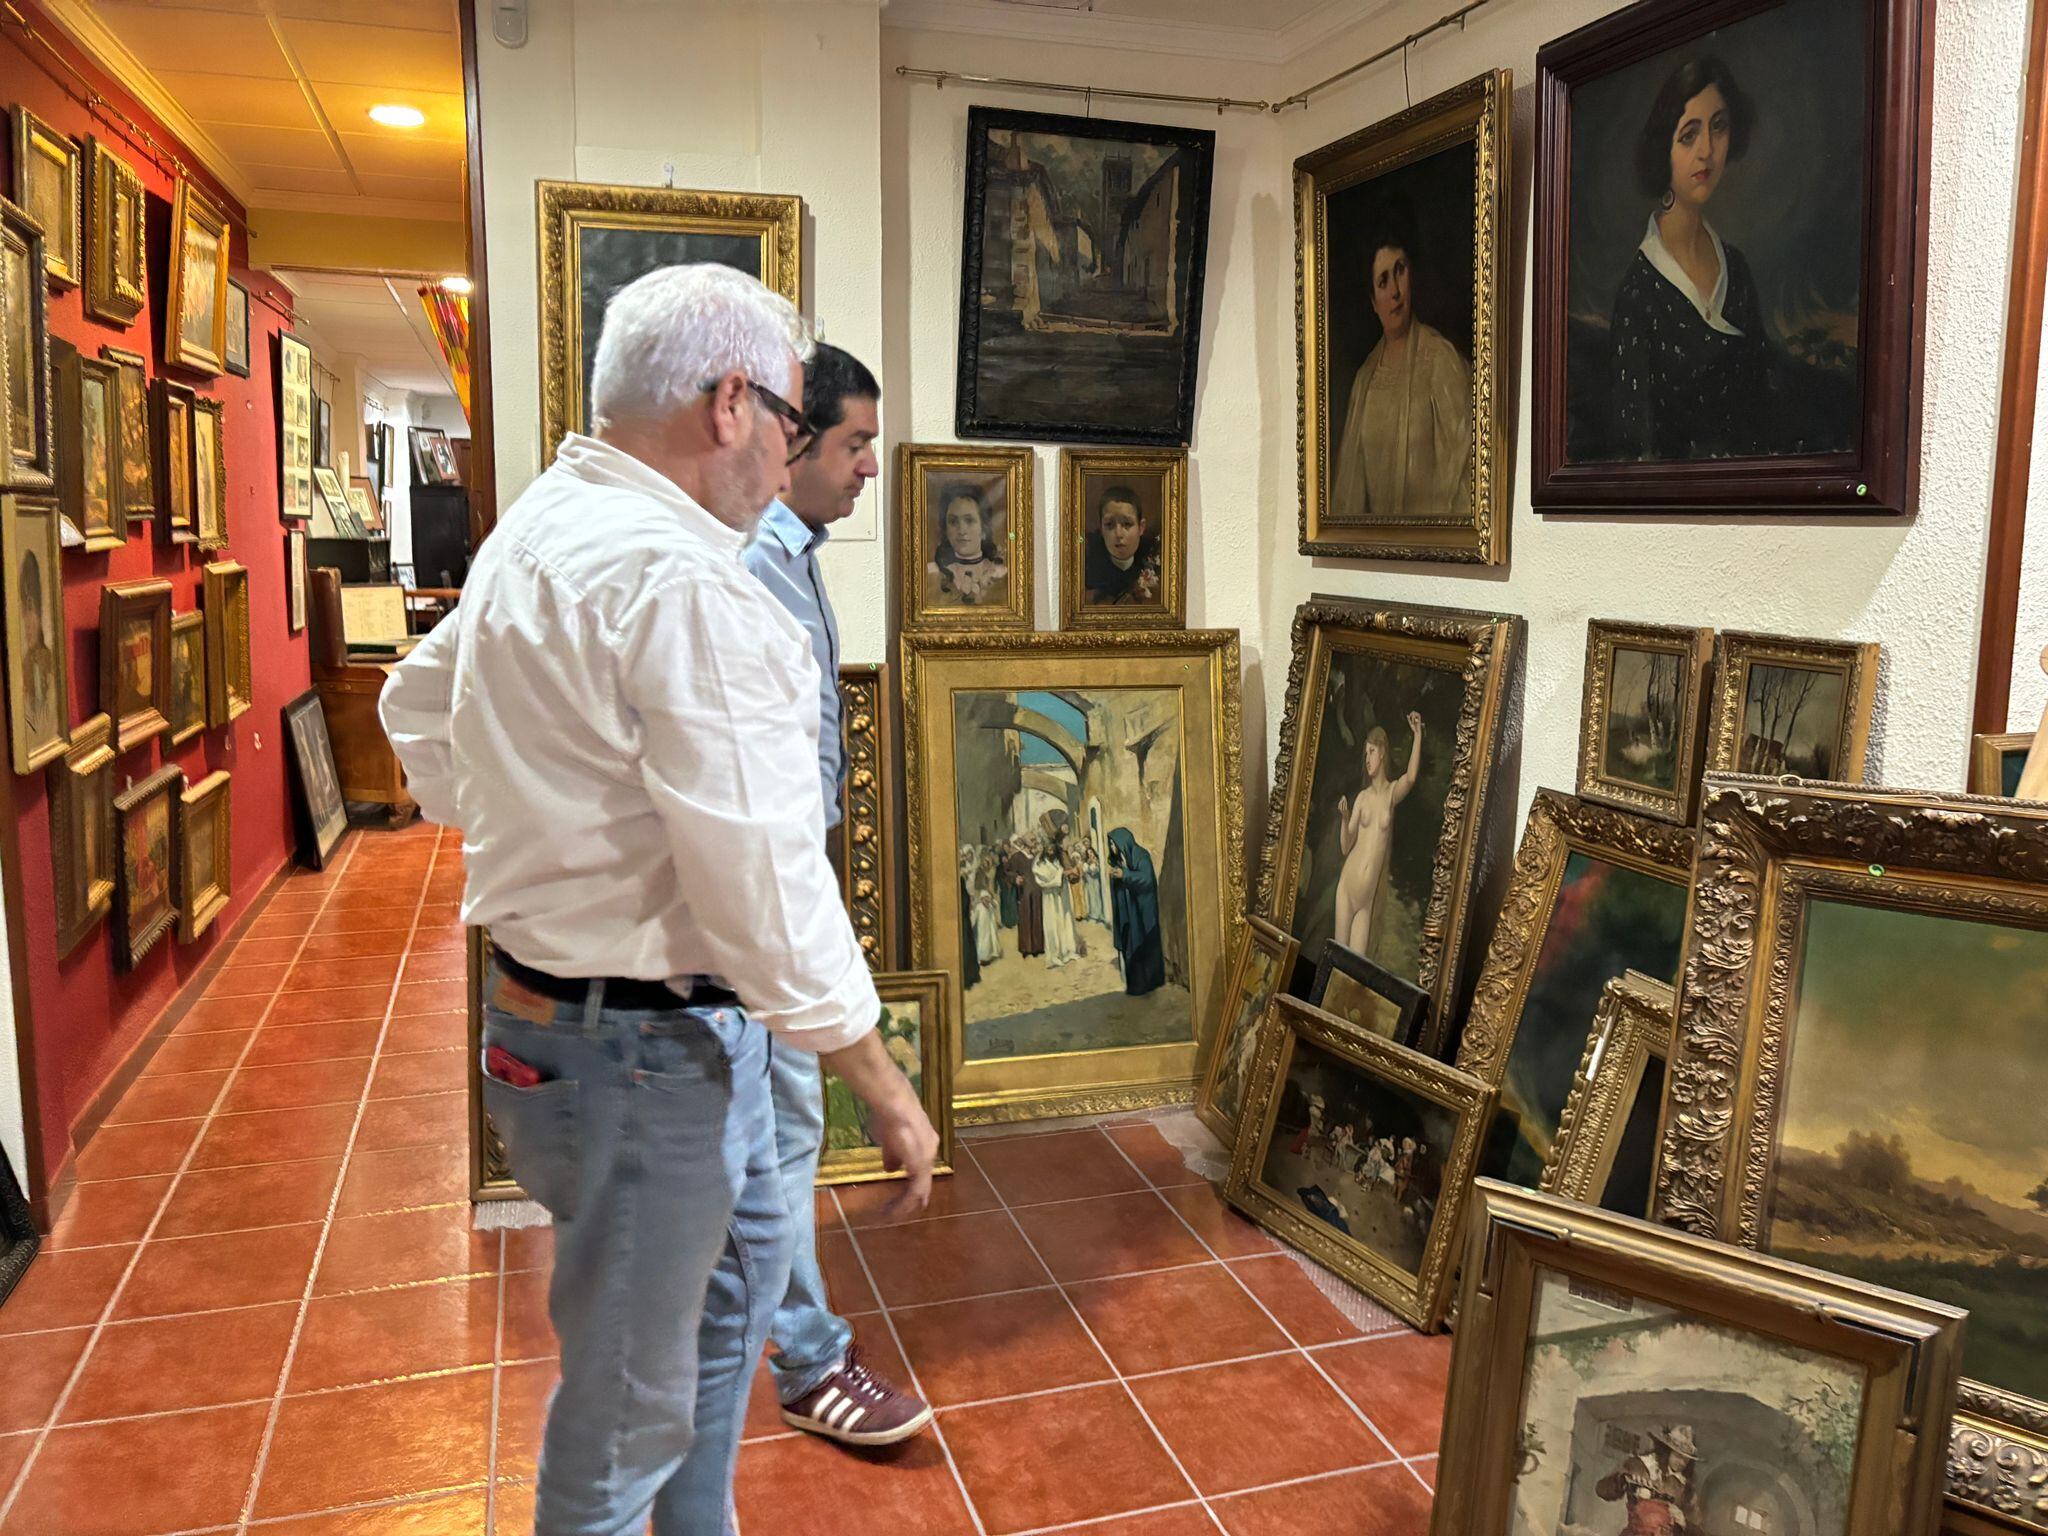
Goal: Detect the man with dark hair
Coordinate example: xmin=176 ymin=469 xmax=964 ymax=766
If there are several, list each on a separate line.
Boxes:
xmin=742 ymin=341 xmax=931 ymax=1446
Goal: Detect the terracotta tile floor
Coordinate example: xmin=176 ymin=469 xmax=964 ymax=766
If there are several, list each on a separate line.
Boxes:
xmin=0 ymin=823 xmax=1451 ymax=1534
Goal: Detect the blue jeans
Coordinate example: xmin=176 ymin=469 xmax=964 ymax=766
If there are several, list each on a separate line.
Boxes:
xmin=480 ymin=963 xmax=792 ymax=1536
xmin=766 ymin=1040 xmax=853 ymax=1402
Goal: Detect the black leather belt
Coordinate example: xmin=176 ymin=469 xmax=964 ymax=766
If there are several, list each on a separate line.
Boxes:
xmin=494 ymin=950 xmax=739 ymax=1012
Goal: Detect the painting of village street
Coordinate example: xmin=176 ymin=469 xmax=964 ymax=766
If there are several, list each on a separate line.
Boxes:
xmin=1770 ymin=899 xmax=2048 ymax=1397
xmin=950 ymin=688 xmax=1193 ymax=1063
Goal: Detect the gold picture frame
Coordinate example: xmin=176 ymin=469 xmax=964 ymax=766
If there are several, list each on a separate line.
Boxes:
xmin=904 ymin=629 xmax=1245 ymax=1124
xmin=1256 ymin=595 xmax=1518 ymax=1054
xmin=1654 ymin=777 xmax=2048 ymax=1532
xmin=100 ymin=346 xmax=154 ymax=526
xmin=1537 ymin=969 xmax=1672 ymax=1219
xmin=818 ymin=969 xmax=957 ymax=1186
xmin=835 ymin=664 xmax=895 ymax=972
xmin=1296 ymin=70 xmax=1511 ymax=566
xmin=536 ymin=179 xmax=802 ymax=458
xmin=1705 ymin=630 xmax=1879 ymax=783
xmin=897 ymin=443 xmax=1034 ymax=634
xmin=1454 ymin=789 xmax=1694 ymax=1190
xmin=1970 ymin=730 xmax=2035 ymax=798
xmin=60 ymin=346 xmax=122 ymax=552
xmin=100 ymin=577 xmax=172 ymax=753
xmin=1575 ymin=618 xmax=1714 ymax=824
xmin=50 ymin=712 xmax=115 ymax=959
xmin=11 ymin=108 xmax=80 ymax=289
xmin=1432 ymin=1181 xmax=1963 ymax=1536
xmin=202 ymin=561 xmax=252 ymax=727
xmin=1 ymin=198 xmax=54 ymax=491
xmin=153 ymin=377 xmax=197 ymax=545
xmin=191 ymin=395 xmax=227 ymax=550
xmin=1057 ymin=447 xmax=1187 ymax=630
xmin=176 ymin=769 xmax=231 ymax=943
xmin=113 ymin=764 xmax=182 ymax=971
xmin=3 ymin=492 xmax=68 ymax=773
xmin=167 ymin=610 xmax=206 ymax=747
xmin=1224 ymin=995 xmax=1493 ymax=1330
xmin=1193 ymin=913 xmax=1299 ymax=1146
xmin=465 ymin=926 xmax=521 ymax=1201
xmin=84 ymin=138 xmax=145 ymax=328
xmin=164 ymin=179 xmax=232 ymax=376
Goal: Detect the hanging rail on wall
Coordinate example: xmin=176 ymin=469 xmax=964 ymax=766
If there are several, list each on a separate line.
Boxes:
xmin=894 ymin=67 xmax=1270 ymax=114
xmin=1273 ymin=0 xmax=1500 ymax=111
xmin=0 ymin=1 xmax=195 ymax=183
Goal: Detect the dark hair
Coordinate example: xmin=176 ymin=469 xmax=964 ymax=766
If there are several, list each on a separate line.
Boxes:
xmin=1634 ymin=56 xmax=1752 ymax=200
xmin=802 ymin=342 xmax=880 ymax=437
xmin=935 ymin=482 xmax=999 ymax=565
xmin=1096 ymin=484 xmax=1143 ymax=520
xmin=1364 ymin=194 xmax=1421 ymax=279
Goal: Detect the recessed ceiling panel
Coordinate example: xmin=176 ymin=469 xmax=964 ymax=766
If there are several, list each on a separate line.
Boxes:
xmin=96 ymin=4 xmax=292 ymax=77
xmin=204 ymin=124 xmax=346 ymax=174
xmin=152 ymin=71 xmax=325 ymax=131
xmin=280 ymin=19 xmax=462 ymax=95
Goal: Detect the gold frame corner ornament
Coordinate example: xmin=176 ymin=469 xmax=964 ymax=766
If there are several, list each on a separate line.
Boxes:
xmin=896 ymin=442 xmax=1037 ymax=635
xmin=1056 ymin=447 xmax=1188 ymax=631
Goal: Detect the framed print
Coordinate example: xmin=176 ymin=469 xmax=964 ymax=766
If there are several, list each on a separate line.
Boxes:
xmin=1431 ymin=1182 xmax=1964 ymax=1536
xmin=191 ymin=395 xmax=227 ymax=550
xmin=202 ymin=561 xmax=251 ymax=727
xmin=1 ymin=198 xmax=54 ymax=491
xmin=1655 ymin=778 xmax=2048 ymax=1530
xmin=62 ymin=349 xmax=121 ymax=551
xmin=1706 ymin=631 xmax=1878 ymax=781
xmin=114 ymin=764 xmax=181 ymax=969
xmin=3 ymin=492 xmax=68 ymax=773
xmin=834 ymin=664 xmax=894 ymax=972
xmin=1531 ymin=0 xmax=1932 ymax=514
xmin=904 ymin=629 xmax=1245 ymax=1124
xmin=347 ymin=475 xmax=385 ymax=535
xmin=537 ymin=179 xmax=801 ymax=457
xmin=956 ymin=106 xmax=1214 ymax=447
xmin=428 ymin=433 xmax=459 ymax=486
xmin=1456 ymin=790 xmax=1693 ymax=1189
xmin=818 ymin=970 xmax=956 ymax=1186
xmin=312 ymin=464 xmax=356 ymax=536
xmin=100 ymin=346 xmax=153 ymax=525
xmin=12 ymin=108 xmax=80 ymax=289
xmin=1193 ymin=913 xmax=1300 ymax=1146
xmin=283 ymin=689 xmax=347 ymax=869
xmin=1969 ymin=730 xmax=2034 ymax=798
xmin=152 ymin=377 xmax=196 ymax=544
xmin=1256 ymin=596 xmax=1519 ymax=1055
xmin=223 ymin=277 xmax=250 ymax=378
xmin=164 ymin=179 xmax=231 ymax=375
xmin=84 ymin=138 xmax=145 ymax=327
xmin=99 ymin=577 xmax=171 ymax=753
xmin=313 ymin=394 xmax=331 ymax=469
xmin=1538 ymin=969 xmax=1673 ymax=1219
xmin=1576 ymin=619 xmax=1714 ymax=823
xmin=897 ymin=443 xmax=1033 ymax=633
xmin=0 ymin=1128 xmax=37 ymax=1308
xmin=1224 ymin=995 xmax=1493 ymax=1330
xmin=167 ymin=610 xmax=205 ymax=746
xmin=1058 ymin=448 xmax=1186 ymax=630
xmin=409 ymin=427 xmax=456 ymax=487
xmin=1307 ymin=939 xmax=1427 ymax=1050
xmin=176 ymin=769 xmax=231 ymax=943
xmin=1297 ymin=70 xmax=1511 ymax=565
xmin=49 ymin=713 xmax=115 ymax=958
xmin=276 ymin=331 xmax=314 ymax=524
xmin=286 ymin=528 xmax=307 ymax=636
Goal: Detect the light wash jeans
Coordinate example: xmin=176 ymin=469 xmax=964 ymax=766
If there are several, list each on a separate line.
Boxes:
xmin=766 ymin=1038 xmax=854 ymax=1402
xmin=480 ymin=962 xmax=791 ymax=1536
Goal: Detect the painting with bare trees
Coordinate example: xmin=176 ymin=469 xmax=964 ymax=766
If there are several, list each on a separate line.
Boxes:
xmin=1604 ymin=646 xmax=1683 ymax=790
xmin=1737 ymin=662 xmax=1847 ymax=779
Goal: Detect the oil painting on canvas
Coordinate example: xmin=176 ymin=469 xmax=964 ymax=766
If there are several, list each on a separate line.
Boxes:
xmin=1604 ymin=646 xmax=1684 ymax=792
xmin=1209 ymin=942 xmax=1282 ymax=1135
xmin=1737 ymin=663 xmax=1848 ymax=778
xmin=124 ymin=792 xmax=171 ymax=946
xmin=825 ymin=996 xmax=922 ymax=1156
xmin=923 ymin=470 xmax=1012 ymax=614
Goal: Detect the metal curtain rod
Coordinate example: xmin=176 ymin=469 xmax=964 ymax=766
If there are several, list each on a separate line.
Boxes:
xmin=1273 ymin=0 xmax=1499 ymax=111
xmin=895 ymin=66 xmax=1271 ymax=114
xmin=0 ymin=1 xmax=195 ymax=182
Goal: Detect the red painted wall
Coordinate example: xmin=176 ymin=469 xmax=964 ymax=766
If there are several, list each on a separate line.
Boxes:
xmin=3 ymin=15 xmax=310 ymax=1184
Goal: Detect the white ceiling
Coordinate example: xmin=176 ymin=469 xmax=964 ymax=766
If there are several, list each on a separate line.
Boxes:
xmin=280 ymin=269 xmax=456 ymax=397
xmin=45 ymin=0 xmax=464 ymax=221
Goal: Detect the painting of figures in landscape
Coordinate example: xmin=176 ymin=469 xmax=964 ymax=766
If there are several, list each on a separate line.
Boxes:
xmin=1259 ymin=1035 xmax=1454 ymax=1275
xmin=1604 ymin=646 xmax=1684 ymax=791
xmin=1485 ymin=855 xmax=1689 ymax=1187
xmin=1739 ymin=663 xmax=1848 ymax=778
xmin=825 ymin=997 xmax=923 ymax=1155
xmin=951 ymin=687 xmax=1191 ymax=1061
xmin=959 ymin=108 xmax=1214 ymax=444
xmin=1509 ymin=1268 xmax=1863 ymax=1536
xmin=1769 ymin=900 xmax=2048 ymax=1397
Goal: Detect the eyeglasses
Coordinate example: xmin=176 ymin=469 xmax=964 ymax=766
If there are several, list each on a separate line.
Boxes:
xmin=704 ymin=376 xmax=816 ymax=464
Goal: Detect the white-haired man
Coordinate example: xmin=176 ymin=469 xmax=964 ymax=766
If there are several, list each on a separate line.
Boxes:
xmin=379 ymin=263 xmax=938 ymax=1535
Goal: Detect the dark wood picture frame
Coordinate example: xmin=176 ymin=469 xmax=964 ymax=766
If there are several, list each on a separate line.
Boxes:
xmin=99 ymin=577 xmax=172 ymax=753
xmin=1530 ymin=0 xmax=1934 ymax=514
xmin=113 ymin=763 xmax=182 ymax=971
xmin=1307 ymin=938 xmax=1429 ymax=1051
xmin=283 ymin=688 xmax=347 ymax=870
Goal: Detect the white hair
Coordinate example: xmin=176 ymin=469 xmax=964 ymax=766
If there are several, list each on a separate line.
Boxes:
xmin=588 ymin=263 xmax=814 ymax=433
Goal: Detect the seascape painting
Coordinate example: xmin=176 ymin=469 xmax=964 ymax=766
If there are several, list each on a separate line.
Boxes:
xmin=825 ymin=998 xmax=923 ymax=1156
xmin=1603 ymin=646 xmax=1684 ymax=791
xmin=1738 ymin=663 xmax=1847 ymax=778
xmin=1769 ymin=900 xmax=2048 ymax=1397
xmin=922 ymin=470 xmax=1012 ymax=613
xmin=1209 ymin=943 xmax=1281 ymax=1135
xmin=950 ymin=687 xmax=1190 ymax=1062
xmin=1259 ymin=1034 xmax=1454 ymax=1276
xmin=1509 ymin=1266 xmax=1863 ymax=1536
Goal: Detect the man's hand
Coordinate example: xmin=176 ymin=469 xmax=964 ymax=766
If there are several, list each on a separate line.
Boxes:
xmin=821 ymin=1030 xmax=940 ymax=1219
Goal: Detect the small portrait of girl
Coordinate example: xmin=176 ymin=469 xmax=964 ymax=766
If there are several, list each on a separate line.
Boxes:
xmin=924 ymin=475 xmax=1009 ymax=609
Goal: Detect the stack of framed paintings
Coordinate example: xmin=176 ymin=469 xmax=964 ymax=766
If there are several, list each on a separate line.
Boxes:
xmin=1538 ymin=969 xmax=1673 ymax=1220
xmin=50 ymin=714 xmax=114 ymax=958
xmin=283 ymin=689 xmax=346 ymax=869
xmin=817 ymin=970 xmax=956 ymax=1187
xmin=113 ymin=765 xmax=181 ymax=971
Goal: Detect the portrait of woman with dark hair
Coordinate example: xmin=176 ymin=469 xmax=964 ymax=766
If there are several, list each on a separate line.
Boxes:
xmin=924 ymin=479 xmax=1009 ymax=608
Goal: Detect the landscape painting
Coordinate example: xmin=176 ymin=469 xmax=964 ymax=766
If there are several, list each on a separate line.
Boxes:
xmin=1509 ymin=1267 xmax=1864 ymax=1536
xmin=1739 ymin=663 xmax=1849 ymax=778
xmin=1604 ymin=645 xmax=1684 ymax=791
xmin=1768 ymin=899 xmax=2048 ymax=1398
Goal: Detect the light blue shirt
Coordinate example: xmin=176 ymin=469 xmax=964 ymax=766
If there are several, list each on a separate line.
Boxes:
xmin=743 ymin=499 xmax=842 ymax=828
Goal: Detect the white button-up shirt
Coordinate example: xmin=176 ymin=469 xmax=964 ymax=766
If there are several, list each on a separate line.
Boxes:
xmin=378 ymin=433 xmax=877 ymax=1054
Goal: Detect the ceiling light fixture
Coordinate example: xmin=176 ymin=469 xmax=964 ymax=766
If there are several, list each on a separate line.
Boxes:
xmin=440 ymin=275 xmax=474 ymax=295
xmin=368 ymin=103 xmax=427 ymax=128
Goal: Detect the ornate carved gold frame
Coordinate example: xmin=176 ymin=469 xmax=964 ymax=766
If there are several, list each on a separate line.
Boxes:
xmin=1057 ymin=447 xmax=1187 ymax=631
xmin=191 ymin=396 xmax=228 ymax=551
xmin=113 ymin=764 xmax=182 ymax=971
xmin=1654 ymin=778 xmax=2048 ymax=1532
xmin=896 ymin=443 xmax=1035 ymax=634
xmin=100 ymin=346 xmax=154 ymax=525
xmin=177 ymin=769 xmax=231 ymax=944
xmin=1225 ymin=996 xmax=1493 ymax=1330
xmin=835 ymin=665 xmax=894 ymax=972
xmin=202 ymin=561 xmax=251 ymax=726
xmin=50 ymin=712 xmax=113 ymax=960
xmin=536 ymin=180 xmax=802 ymax=459
xmin=84 ymin=139 xmax=144 ymax=328
xmin=1538 ymin=969 xmax=1671 ymax=1217
xmin=1575 ymin=619 xmax=1714 ymax=825
xmin=1433 ymin=1181 xmax=1963 ymax=1536
xmin=3 ymin=492 xmax=68 ymax=774
xmin=818 ymin=969 xmax=956 ymax=1187
xmin=164 ymin=179 xmax=231 ymax=376
xmin=100 ymin=577 xmax=171 ymax=753
xmin=1193 ymin=913 xmax=1298 ymax=1146
xmin=903 ymin=629 xmax=1245 ymax=1124
xmin=1705 ymin=630 xmax=1880 ymax=783
xmin=11 ymin=108 xmax=79 ymax=289
xmin=1257 ymin=596 xmax=1518 ymax=1055
xmin=0 ymin=200 xmax=53 ymax=493
xmin=466 ymin=926 xmax=519 ymax=1200
xmin=1295 ymin=69 xmax=1511 ymax=566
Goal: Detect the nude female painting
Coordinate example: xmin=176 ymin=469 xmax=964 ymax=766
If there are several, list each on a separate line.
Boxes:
xmin=1334 ymin=711 xmax=1423 ymax=955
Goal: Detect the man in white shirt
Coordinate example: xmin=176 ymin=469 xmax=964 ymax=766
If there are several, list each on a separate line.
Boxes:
xmin=379 ymin=264 xmax=937 ymax=1536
